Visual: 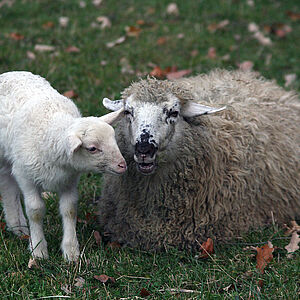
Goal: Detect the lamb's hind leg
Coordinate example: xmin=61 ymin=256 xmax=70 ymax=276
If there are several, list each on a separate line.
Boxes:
xmin=0 ymin=166 xmax=29 ymax=236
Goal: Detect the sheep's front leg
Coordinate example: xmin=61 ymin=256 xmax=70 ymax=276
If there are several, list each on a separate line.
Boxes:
xmin=59 ymin=186 xmax=79 ymax=261
xmin=16 ymin=177 xmax=48 ymax=259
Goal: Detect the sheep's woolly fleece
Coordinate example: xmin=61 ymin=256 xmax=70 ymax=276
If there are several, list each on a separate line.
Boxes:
xmin=99 ymin=69 xmax=300 ymax=251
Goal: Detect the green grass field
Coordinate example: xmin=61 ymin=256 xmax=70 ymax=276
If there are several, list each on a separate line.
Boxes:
xmin=0 ymin=0 xmax=299 ymax=299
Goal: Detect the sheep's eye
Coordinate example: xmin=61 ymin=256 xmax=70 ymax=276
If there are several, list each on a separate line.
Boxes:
xmin=169 ymin=111 xmax=179 ymax=118
xmin=86 ymin=147 xmax=98 ymax=153
xmin=124 ymin=110 xmax=132 ymax=116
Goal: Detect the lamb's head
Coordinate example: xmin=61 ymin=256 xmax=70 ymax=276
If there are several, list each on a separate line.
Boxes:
xmin=103 ymin=78 xmax=225 ymax=175
xmin=67 ymin=109 xmax=127 ymax=175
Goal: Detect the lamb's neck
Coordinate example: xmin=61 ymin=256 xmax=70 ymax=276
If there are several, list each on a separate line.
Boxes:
xmin=44 ymin=113 xmax=77 ymax=166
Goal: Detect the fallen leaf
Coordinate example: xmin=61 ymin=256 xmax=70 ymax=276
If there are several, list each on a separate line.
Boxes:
xmin=286 ymin=11 xmax=300 ymax=21
xmin=19 ymin=234 xmax=30 ymax=240
xmin=74 ymin=277 xmax=85 ymax=288
xmin=285 ymin=231 xmax=300 ymax=253
xmin=59 ymin=16 xmax=69 ymax=27
xmin=63 ymin=90 xmax=78 ymax=98
xmin=93 ymin=230 xmax=102 ymax=247
xmin=166 ymin=3 xmax=179 ymax=16
xmin=177 ymin=33 xmax=184 ymax=39
xmin=34 ymin=44 xmax=55 ymax=52
xmin=65 ymin=46 xmax=80 ymax=53
xmin=166 ymin=69 xmax=191 ymax=80
xmin=140 ymin=287 xmax=151 ymax=297
xmin=256 ymin=241 xmax=274 ymax=274
xmin=26 ymin=51 xmax=36 ymax=60
xmin=136 ymin=19 xmax=145 ymax=25
xmin=42 ymin=21 xmax=54 ymax=29
xmin=284 ymin=74 xmax=297 ymax=87
xmin=198 ymin=238 xmax=214 ymax=258
xmin=207 ymin=47 xmax=217 ymax=59
xmin=120 ymin=57 xmax=134 ymax=74
xmin=190 ymin=49 xmax=199 ymax=57
xmin=149 ymin=66 xmax=166 ymax=78
xmin=96 ymin=16 xmax=111 ymax=29
xmin=238 ymin=61 xmax=254 ymax=72
xmin=61 ymin=284 xmax=72 ymax=294
xmin=28 ymin=258 xmax=39 ymax=269
xmin=107 ymin=241 xmax=121 ymax=249
xmin=253 ymin=31 xmax=272 ymax=46
xmin=0 ymin=221 xmax=5 ymax=231
xmin=284 ymin=220 xmax=300 ymax=235
xmin=125 ymin=26 xmax=142 ymax=37
xmin=9 ymin=32 xmax=24 ymax=40
xmin=106 ymin=36 xmax=126 ymax=48
xmin=79 ymin=1 xmax=86 ymax=8
xmin=248 ymin=22 xmax=259 ymax=33
xmin=207 ymin=20 xmax=229 ymax=33
xmin=93 ymin=0 xmax=102 ymax=6
xmin=94 ymin=274 xmax=116 ymax=284
xmin=156 ymin=36 xmax=168 ymax=45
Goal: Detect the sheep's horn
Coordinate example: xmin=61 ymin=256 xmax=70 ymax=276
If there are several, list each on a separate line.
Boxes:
xmin=103 ymin=98 xmax=124 ymax=111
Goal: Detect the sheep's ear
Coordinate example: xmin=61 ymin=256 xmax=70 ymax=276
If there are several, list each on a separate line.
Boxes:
xmin=67 ymin=134 xmax=82 ymax=157
xmin=182 ymin=101 xmax=226 ymax=118
xmin=103 ymin=98 xmax=124 ymax=111
xmin=98 ymin=107 xmax=124 ymax=125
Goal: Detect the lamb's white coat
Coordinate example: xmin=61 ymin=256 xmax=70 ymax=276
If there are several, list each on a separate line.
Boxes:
xmin=0 ymin=71 xmax=126 ymax=261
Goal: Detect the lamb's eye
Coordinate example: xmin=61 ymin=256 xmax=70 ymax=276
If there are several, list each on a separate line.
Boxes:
xmin=86 ymin=147 xmax=98 ymax=153
xmin=169 ymin=111 xmax=179 ymax=118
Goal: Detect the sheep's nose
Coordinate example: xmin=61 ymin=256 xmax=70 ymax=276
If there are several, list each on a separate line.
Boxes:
xmin=135 ymin=142 xmax=156 ymax=157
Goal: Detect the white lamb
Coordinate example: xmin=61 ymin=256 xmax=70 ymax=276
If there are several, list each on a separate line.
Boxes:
xmin=0 ymin=71 xmax=126 ymax=261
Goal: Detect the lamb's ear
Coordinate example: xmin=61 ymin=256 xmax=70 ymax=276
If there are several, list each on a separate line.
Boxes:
xmin=182 ymin=101 xmax=226 ymax=118
xmin=67 ymin=134 xmax=82 ymax=157
xmin=98 ymin=107 xmax=124 ymax=125
xmin=103 ymin=98 xmax=124 ymax=111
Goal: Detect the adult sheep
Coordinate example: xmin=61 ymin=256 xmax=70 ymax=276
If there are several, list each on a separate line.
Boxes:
xmin=0 ymin=71 xmax=126 ymax=261
xmin=99 ymin=69 xmax=300 ymax=251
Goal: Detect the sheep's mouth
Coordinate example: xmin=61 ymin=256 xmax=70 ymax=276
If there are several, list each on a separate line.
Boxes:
xmin=137 ymin=161 xmax=156 ymax=174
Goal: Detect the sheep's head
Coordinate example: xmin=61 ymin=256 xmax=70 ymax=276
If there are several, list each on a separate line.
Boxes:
xmin=103 ymin=78 xmax=225 ymax=175
xmin=67 ymin=109 xmax=127 ymax=175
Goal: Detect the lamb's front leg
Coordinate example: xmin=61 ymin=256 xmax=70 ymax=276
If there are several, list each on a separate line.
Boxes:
xmin=59 ymin=186 xmax=79 ymax=261
xmin=16 ymin=177 xmax=48 ymax=259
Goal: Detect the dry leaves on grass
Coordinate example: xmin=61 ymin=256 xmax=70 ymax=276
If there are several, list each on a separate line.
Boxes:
xmin=34 ymin=44 xmax=55 ymax=52
xmin=166 ymin=3 xmax=179 ymax=16
xmin=286 ymin=11 xmax=300 ymax=21
xmin=28 ymin=258 xmax=39 ymax=269
xmin=207 ymin=20 xmax=229 ymax=33
xmin=255 ymin=241 xmax=274 ymax=274
xmin=63 ymin=90 xmax=78 ymax=99
xmin=284 ymin=220 xmax=300 ymax=256
xmin=126 ymin=26 xmax=142 ymax=37
xmin=65 ymin=46 xmax=80 ymax=53
xmin=284 ymin=74 xmax=297 ymax=87
xmin=74 ymin=277 xmax=85 ymax=288
xmin=59 ymin=16 xmax=69 ymax=27
xmin=238 ymin=61 xmax=254 ymax=72
xmin=9 ymin=32 xmax=24 ymax=40
xmin=94 ymin=274 xmax=116 ymax=284
xmin=207 ymin=47 xmax=217 ymax=59
xmin=106 ymin=36 xmax=126 ymax=48
xmin=248 ymin=22 xmax=272 ymax=46
xmin=96 ymin=16 xmax=111 ymax=29
xmin=149 ymin=66 xmax=191 ymax=80
xmin=140 ymin=287 xmax=151 ymax=297
xmin=195 ymin=238 xmax=214 ymax=259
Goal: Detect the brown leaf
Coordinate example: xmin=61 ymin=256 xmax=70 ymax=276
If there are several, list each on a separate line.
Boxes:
xmin=256 ymin=242 xmax=274 ymax=274
xmin=207 ymin=20 xmax=229 ymax=33
xmin=63 ymin=90 xmax=78 ymax=99
xmin=74 ymin=276 xmax=85 ymax=288
xmin=284 ymin=220 xmax=300 ymax=235
xmin=19 ymin=234 xmax=30 ymax=240
xmin=126 ymin=26 xmax=142 ymax=37
xmin=166 ymin=69 xmax=191 ymax=80
xmin=284 ymin=74 xmax=297 ymax=88
xmin=286 ymin=11 xmax=300 ymax=21
xmin=28 ymin=258 xmax=39 ymax=269
xmin=199 ymin=238 xmax=214 ymax=258
xmin=285 ymin=231 xmax=300 ymax=253
xmin=94 ymin=274 xmax=116 ymax=284
xmin=42 ymin=21 xmax=54 ymax=29
xmin=156 ymin=36 xmax=168 ymax=45
xmin=93 ymin=230 xmax=102 ymax=247
xmin=140 ymin=288 xmax=151 ymax=297
xmin=107 ymin=241 xmax=121 ymax=249
xmin=149 ymin=66 xmax=166 ymax=78
xmin=0 ymin=221 xmax=5 ymax=231
xmin=26 ymin=51 xmax=36 ymax=60
xmin=65 ymin=46 xmax=80 ymax=53
xmin=9 ymin=32 xmax=24 ymax=40
xmin=136 ymin=19 xmax=145 ymax=25
xmin=207 ymin=47 xmax=217 ymax=59
xmin=238 ymin=61 xmax=254 ymax=72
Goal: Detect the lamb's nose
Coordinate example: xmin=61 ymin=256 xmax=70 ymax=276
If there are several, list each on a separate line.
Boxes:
xmin=117 ymin=160 xmax=127 ymax=171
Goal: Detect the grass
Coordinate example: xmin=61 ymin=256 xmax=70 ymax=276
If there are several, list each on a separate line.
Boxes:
xmin=0 ymin=0 xmax=300 ymax=298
